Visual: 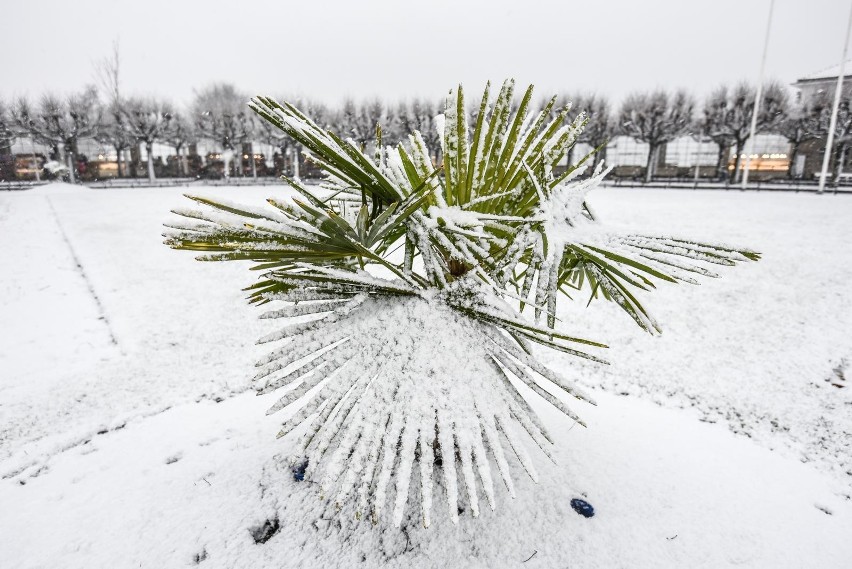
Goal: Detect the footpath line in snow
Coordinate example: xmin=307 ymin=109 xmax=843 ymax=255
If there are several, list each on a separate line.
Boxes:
xmin=45 ymin=196 xmax=118 ymax=347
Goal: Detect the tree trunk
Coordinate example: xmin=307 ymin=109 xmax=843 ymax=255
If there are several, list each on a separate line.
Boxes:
xmin=130 ymin=144 xmax=140 ymax=178
xmin=279 ymin=142 xmax=289 ymax=176
xmin=222 ymin=149 xmax=233 ymax=180
xmin=786 ymin=142 xmax=800 ymax=180
xmin=115 ymin=146 xmax=124 ymax=177
xmin=644 ymin=143 xmax=658 ymax=183
xmin=565 ymin=147 xmax=575 ymax=169
xmin=592 ymin=144 xmax=607 ymax=169
xmin=250 ymin=142 xmax=257 ymax=178
xmin=715 ymin=143 xmax=729 ymax=180
xmin=146 ymin=142 xmax=156 ymax=182
xmin=831 ymin=143 xmax=847 ymax=187
xmin=177 ymin=145 xmax=185 ymax=177
xmin=66 ymin=148 xmax=76 ymax=184
xmin=732 ymin=141 xmax=746 ymax=183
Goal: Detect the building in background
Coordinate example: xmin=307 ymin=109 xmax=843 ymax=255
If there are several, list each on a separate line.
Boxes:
xmin=794 ymin=61 xmax=852 ymax=103
xmin=793 ymin=61 xmax=852 ymax=181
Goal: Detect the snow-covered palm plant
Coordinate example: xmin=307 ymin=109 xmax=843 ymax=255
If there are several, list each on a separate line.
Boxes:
xmin=165 ymin=80 xmax=758 ymax=528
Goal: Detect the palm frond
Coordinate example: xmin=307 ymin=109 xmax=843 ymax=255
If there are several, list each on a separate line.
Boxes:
xmin=165 ymin=78 xmax=759 ymax=527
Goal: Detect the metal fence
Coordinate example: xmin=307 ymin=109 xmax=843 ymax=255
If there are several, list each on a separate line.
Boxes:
xmin=85 ymin=177 xmax=291 ymax=190
xmin=0 ymin=181 xmax=49 ymax=191
xmin=603 ymin=179 xmax=852 ymax=194
xmin=4 ymin=177 xmax=851 ymax=194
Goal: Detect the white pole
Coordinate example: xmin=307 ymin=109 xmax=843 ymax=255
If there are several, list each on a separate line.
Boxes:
xmin=742 ymin=0 xmax=775 ymax=189
xmin=818 ymin=2 xmax=852 ymax=193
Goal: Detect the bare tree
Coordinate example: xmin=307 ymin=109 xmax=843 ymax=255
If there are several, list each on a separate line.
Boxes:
xmin=580 ymin=95 xmax=614 ymax=169
xmin=562 ymin=93 xmax=614 ymax=168
xmin=94 ymin=39 xmax=131 ymax=176
xmin=123 ymin=98 xmax=173 ymax=182
xmin=0 ymin=98 xmax=17 ymax=152
xmin=254 ymin=96 xmax=328 ymax=177
xmin=338 ymin=98 xmax=384 ymax=150
xmin=296 ymin=99 xmax=331 ymax=177
xmin=383 ymin=101 xmax=411 ymax=146
xmin=815 ymin=93 xmax=852 ymax=186
xmin=194 ymin=83 xmax=254 ymax=178
xmin=0 ymin=99 xmax=17 ymax=181
xmin=95 ymin=108 xmax=134 ymax=177
xmin=257 ymin=114 xmax=292 ymax=175
xmin=383 ymin=99 xmax=438 ymax=159
xmin=11 ymin=87 xmax=102 ymax=184
xmin=777 ymin=96 xmax=825 ymax=179
xmin=699 ymin=81 xmax=788 ymax=183
xmin=410 ymin=98 xmax=442 ymax=164
xmin=701 ymin=87 xmax=737 ymax=180
xmin=337 ymin=99 xmax=359 ymax=145
xmin=162 ymin=113 xmax=196 ymax=177
xmin=619 ymin=89 xmax=695 ymax=183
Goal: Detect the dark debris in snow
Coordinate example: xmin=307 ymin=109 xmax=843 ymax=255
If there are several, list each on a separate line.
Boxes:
xmin=250 ymin=517 xmax=280 ymax=544
xmin=570 ymin=498 xmax=595 ymax=518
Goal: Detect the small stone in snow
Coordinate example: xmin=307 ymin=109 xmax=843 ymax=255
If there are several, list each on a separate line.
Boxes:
xmin=293 ymin=459 xmax=309 ymax=482
xmin=571 ymin=498 xmax=595 ymax=518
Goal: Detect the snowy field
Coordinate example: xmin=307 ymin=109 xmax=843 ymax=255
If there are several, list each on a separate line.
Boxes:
xmin=1 ymin=183 xmax=851 ymax=568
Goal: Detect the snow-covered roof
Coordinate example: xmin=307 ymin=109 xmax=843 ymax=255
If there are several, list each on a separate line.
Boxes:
xmin=797 ymin=60 xmax=852 ymax=83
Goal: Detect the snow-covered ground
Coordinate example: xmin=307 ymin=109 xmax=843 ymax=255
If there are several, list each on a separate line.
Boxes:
xmin=1 ymin=183 xmax=850 ymax=568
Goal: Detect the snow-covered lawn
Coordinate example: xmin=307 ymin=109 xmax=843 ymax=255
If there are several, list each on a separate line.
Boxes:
xmin=1 ymin=183 xmax=850 ymax=568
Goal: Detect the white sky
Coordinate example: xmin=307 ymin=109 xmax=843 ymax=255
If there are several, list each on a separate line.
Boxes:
xmin=1 ymin=0 xmax=847 ymax=108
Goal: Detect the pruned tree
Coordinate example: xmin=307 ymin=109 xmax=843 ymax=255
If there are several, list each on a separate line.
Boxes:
xmin=163 ymin=112 xmax=196 ymax=177
xmin=339 ymin=98 xmax=385 ymax=150
xmin=194 ymin=83 xmax=255 ymax=178
xmin=619 ymin=89 xmax=695 ymax=182
xmin=562 ymin=93 xmax=614 ymax=168
xmin=0 ymin=98 xmax=17 ymax=153
xmin=816 ymin=92 xmax=852 ymax=186
xmin=95 ymin=108 xmax=134 ymax=177
xmin=165 ymin=79 xmax=758 ymax=529
xmin=408 ymin=98 xmax=442 ymax=165
xmin=259 ymin=96 xmax=330 ymax=178
xmin=291 ymin=98 xmax=330 ymax=177
xmin=123 ymin=98 xmax=173 ymax=183
xmin=700 ymin=81 xmax=788 ymax=183
xmin=383 ymin=100 xmax=412 ymax=146
xmin=579 ymin=94 xmax=614 ymax=169
xmin=338 ymin=99 xmax=361 ymax=146
xmin=701 ymin=87 xmax=737 ymax=180
xmin=777 ymin=96 xmax=825 ymax=179
xmin=94 ymin=39 xmax=131 ymax=177
xmin=258 ymin=113 xmax=292 ymax=174
xmin=11 ymin=87 xmax=101 ymax=184
xmin=0 ymin=99 xmax=17 ymax=181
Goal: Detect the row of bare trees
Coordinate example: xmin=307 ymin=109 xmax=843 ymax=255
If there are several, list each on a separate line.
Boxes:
xmin=618 ymin=82 xmax=852 ymax=184
xmin=1 ymin=77 xmax=849 ymax=184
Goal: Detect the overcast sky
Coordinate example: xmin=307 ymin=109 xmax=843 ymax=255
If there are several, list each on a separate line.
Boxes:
xmin=1 ymin=0 xmax=847 ymax=108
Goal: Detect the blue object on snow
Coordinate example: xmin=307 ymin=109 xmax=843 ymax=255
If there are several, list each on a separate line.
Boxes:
xmin=293 ymin=459 xmax=308 ymax=482
xmin=570 ymin=498 xmax=595 ymax=518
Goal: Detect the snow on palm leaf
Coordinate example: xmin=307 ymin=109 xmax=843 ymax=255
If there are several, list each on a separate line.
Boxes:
xmin=254 ymin=281 xmax=599 ymax=528
xmin=164 ymin=79 xmax=759 ymax=528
